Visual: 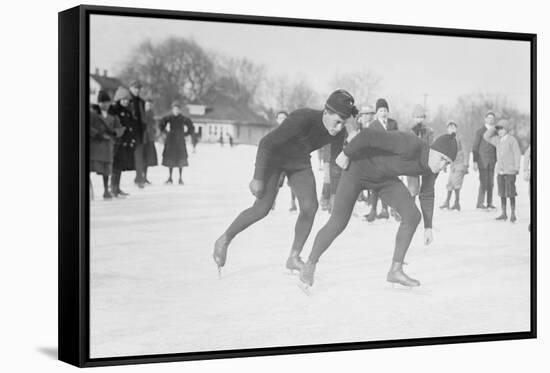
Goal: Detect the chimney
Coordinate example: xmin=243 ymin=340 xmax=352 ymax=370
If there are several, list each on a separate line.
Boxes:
xmin=103 ymin=69 xmax=108 ymax=77
xmin=95 ymin=67 xmax=99 ymax=75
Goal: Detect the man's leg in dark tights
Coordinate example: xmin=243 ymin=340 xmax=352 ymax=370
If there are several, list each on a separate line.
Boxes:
xmin=378 ymin=180 xmax=422 ymax=263
xmin=308 ymin=170 xmax=362 ymax=264
xmin=223 ymin=167 xmax=283 ymax=241
xmin=287 ymin=168 xmax=318 ymax=257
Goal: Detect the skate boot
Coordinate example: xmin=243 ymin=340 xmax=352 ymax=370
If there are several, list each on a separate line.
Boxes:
xmin=289 ymin=201 xmax=297 ymax=212
xmin=298 ymin=261 xmax=317 ymax=295
xmin=451 ymin=202 xmax=461 ymax=211
xmin=213 ymin=234 xmax=230 ymax=277
xmin=487 ymin=205 xmax=497 ymax=211
xmin=510 ymin=213 xmax=517 ymax=223
xmin=165 ymin=178 xmax=173 ymax=185
xmin=476 ymin=204 xmax=487 ymax=210
xmin=178 ymin=179 xmax=184 ymax=185
xmin=103 ymin=191 xmax=113 ymax=200
xmin=439 ymin=200 xmax=450 ymax=209
xmin=118 ymin=189 xmax=129 ymax=197
xmin=364 ymin=209 xmax=377 ymax=222
xmin=285 ymin=254 xmax=305 ymax=274
xmin=495 ymin=214 xmax=507 ymax=221
xmin=377 ymin=208 xmax=389 ymax=220
xmin=386 ymin=262 xmax=420 ymax=287
xmin=145 ymin=179 xmax=152 ymax=185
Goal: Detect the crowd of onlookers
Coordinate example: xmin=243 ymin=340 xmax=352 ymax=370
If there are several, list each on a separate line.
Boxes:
xmin=272 ymin=99 xmax=531 ymax=229
xmin=89 ymin=80 xmax=198 ymax=199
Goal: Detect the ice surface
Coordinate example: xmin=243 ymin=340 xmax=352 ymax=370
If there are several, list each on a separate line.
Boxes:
xmin=89 ymin=143 xmax=531 ymax=358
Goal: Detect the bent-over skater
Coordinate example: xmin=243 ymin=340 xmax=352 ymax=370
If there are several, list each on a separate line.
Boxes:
xmin=299 ymin=127 xmax=458 ymax=288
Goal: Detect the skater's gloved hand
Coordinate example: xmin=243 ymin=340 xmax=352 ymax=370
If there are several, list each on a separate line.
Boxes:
xmin=249 ymin=179 xmax=265 ymax=198
xmin=424 ymin=228 xmax=433 ymax=245
xmin=473 ymin=162 xmax=478 ymax=172
xmin=336 ymin=152 xmax=350 ymax=170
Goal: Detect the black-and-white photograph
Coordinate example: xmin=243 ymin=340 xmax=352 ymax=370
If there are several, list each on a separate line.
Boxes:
xmin=87 ymin=12 xmax=532 ymax=359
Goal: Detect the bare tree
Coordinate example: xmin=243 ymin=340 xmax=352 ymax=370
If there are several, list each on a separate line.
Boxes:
xmin=213 ymin=55 xmax=266 ymax=106
xmin=119 ymin=37 xmax=215 ymax=111
xmin=329 ymin=70 xmax=382 ymax=106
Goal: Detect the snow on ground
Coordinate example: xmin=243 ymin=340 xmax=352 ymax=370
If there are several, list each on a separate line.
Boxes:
xmin=89 ymin=142 xmax=531 ymax=358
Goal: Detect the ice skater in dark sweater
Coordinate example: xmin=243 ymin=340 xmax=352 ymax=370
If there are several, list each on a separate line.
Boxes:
xmin=213 ymin=90 xmax=358 ymax=275
xmin=299 ymin=127 xmax=458 ymax=288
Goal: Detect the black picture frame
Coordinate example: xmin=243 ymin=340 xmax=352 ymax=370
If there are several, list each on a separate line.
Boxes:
xmin=59 ymin=4 xmax=537 ymax=368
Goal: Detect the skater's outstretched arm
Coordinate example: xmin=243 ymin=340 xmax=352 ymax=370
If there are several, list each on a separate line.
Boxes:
xmin=343 ymin=128 xmax=419 ymax=159
xmin=254 ymin=110 xmax=310 ymax=180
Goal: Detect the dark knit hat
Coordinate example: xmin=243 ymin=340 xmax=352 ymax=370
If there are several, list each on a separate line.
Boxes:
xmin=376 ymin=98 xmax=389 ymax=112
xmin=97 ymin=90 xmax=111 ymax=103
xmin=325 ymin=89 xmax=358 ymax=119
xmin=431 ymin=133 xmax=458 ymax=161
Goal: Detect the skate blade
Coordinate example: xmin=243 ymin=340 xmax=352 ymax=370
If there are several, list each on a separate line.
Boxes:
xmin=386 ymin=282 xmax=414 ymax=291
xmin=297 ymin=281 xmax=313 ymax=296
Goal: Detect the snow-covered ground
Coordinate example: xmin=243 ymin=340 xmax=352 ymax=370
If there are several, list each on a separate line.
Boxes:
xmin=89 ymin=142 xmax=531 ymax=358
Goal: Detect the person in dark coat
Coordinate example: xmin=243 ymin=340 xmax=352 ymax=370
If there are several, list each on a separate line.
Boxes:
xmin=159 ymin=101 xmax=195 ymax=185
xmin=143 ymin=98 xmax=159 ymax=184
xmin=213 ymin=90 xmax=357 ymax=276
xmin=364 ymin=98 xmax=399 ymax=222
xmin=472 ymin=111 xmax=498 ymax=210
xmin=109 ymin=86 xmax=138 ymax=197
xmin=127 ymin=80 xmax=148 ymax=188
xmin=89 ymin=90 xmax=124 ymax=199
xmin=299 ymin=128 xmax=457 ymax=289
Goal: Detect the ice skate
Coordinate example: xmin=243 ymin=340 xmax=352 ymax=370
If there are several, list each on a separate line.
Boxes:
xmin=285 ymin=254 xmax=305 ymax=275
xmin=144 ymin=179 xmax=152 ymax=185
xmin=510 ymin=213 xmax=517 ymax=223
xmin=386 ymin=262 xmax=420 ymax=288
xmin=451 ymin=202 xmax=461 ymax=211
xmin=487 ymin=205 xmax=497 ymax=211
xmin=377 ymin=208 xmax=389 ymax=220
xmin=476 ymin=204 xmax=487 ymax=210
xmin=103 ymin=191 xmax=113 ymax=200
xmin=213 ymin=234 xmax=230 ymax=277
xmin=178 ymin=179 xmax=184 ymax=185
xmin=289 ymin=204 xmax=297 ymax=212
xmin=439 ymin=201 xmax=450 ymax=209
xmin=297 ymin=261 xmax=316 ymax=295
xmin=495 ymin=213 xmax=507 ymax=221
xmin=165 ymin=178 xmax=173 ymax=185
xmin=364 ymin=209 xmax=377 ymax=222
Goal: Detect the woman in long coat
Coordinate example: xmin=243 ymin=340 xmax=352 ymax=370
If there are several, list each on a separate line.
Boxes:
xmin=440 ymin=121 xmax=468 ymax=211
xmin=109 ymin=86 xmax=139 ymax=197
xmin=159 ymin=101 xmax=194 ymax=185
xmin=89 ymin=90 xmax=124 ymax=199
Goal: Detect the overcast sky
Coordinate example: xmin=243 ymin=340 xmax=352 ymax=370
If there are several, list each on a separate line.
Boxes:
xmin=90 ymin=14 xmax=531 ymax=112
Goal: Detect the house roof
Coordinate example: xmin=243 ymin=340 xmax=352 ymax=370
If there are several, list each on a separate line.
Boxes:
xmin=90 ymin=74 xmax=123 ymax=92
xmin=187 ymin=89 xmax=271 ymax=126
